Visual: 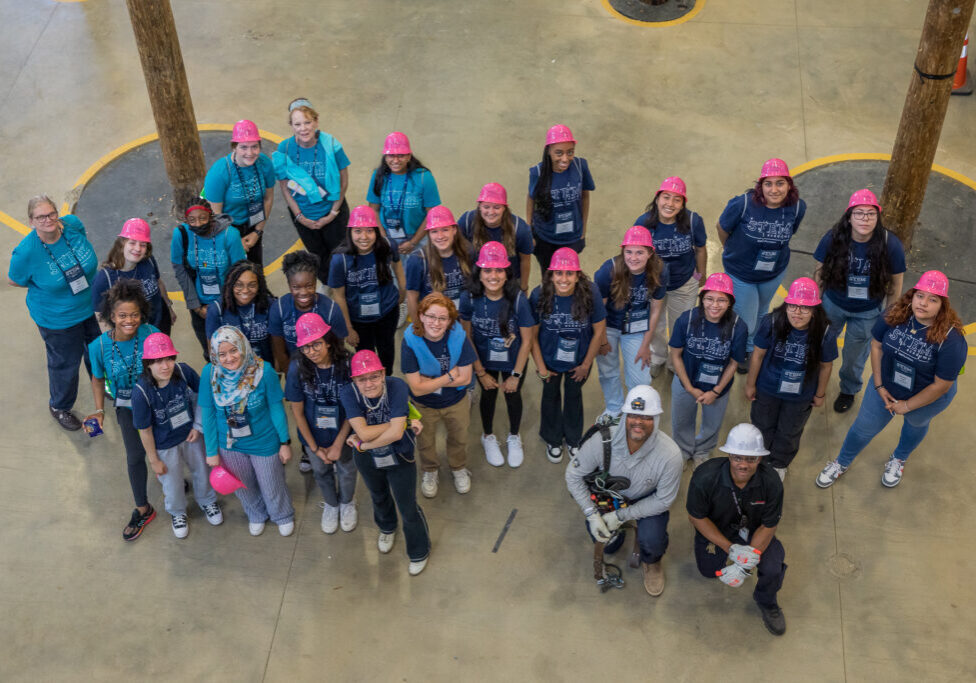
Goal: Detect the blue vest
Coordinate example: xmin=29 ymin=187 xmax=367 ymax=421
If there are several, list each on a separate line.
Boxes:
xmin=402 ymin=322 xmax=467 ymax=392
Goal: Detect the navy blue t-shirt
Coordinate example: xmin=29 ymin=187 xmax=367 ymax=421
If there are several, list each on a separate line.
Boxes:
xmin=457 ymin=210 xmax=535 ymax=280
xmin=328 ymin=251 xmax=400 ymax=323
xmin=285 ymin=359 xmax=348 ymax=449
xmin=634 ymin=211 xmax=707 ymax=290
xmin=91 ymin=258 xmax=164 ymax=328
xmin=269 ymin=293 xmax=348 ymax=352
xmin=528 ymin=157 xmax=595 ymax=244
xmin=593 ymin=258 xmax=667 ymax=333
xmin=400 ymin=334 xmax=477 ymax=409
xmin=131 ymin=363 xmax=201 ymax=450
xmin=206 ymin=301 xmax=273 ymax=362
xmin=813 ymin=230 xmax=907 ymax=313
xmin=405 ymin=251 xmax=469 ymax=308
xmin=339 ymin=377 xmax=414 ymax=456
xmin=719 ymin=194 xmax=806 ymax=283
xmin=873 ymin=317 xmax=967 ymax=401
xmin=754 ymin=314 xmax=839 ymax=402
xmin=459 ymin=291 xmax=536 ymax=372
xmin=530 ymin=281 xmax=607 ymax=372
xmin=669 ymin=310 xmax=748 ymax=397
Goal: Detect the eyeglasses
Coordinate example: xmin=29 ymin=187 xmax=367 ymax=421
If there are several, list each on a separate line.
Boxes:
xmin=233 ymin=281 xmax=259 ymax=291
xmin=702 ymin=296 xmax=727 ymax=306
xmin=32 ymin=211 xmax=59 ymax=223
xmin=300 ymin=339 xmax=326 ymax=354
xmin=786 ymin=304 xmax=812 ymax=314
xmin=851 ymin=210 xmax=878 ymax=220
xmin=113 ymin=312 xmax=141 ymax=321
xmin=729 ymin=455 xmax=762 ymax=464
xmin=422 ymin=313 xmax=450 ymax=324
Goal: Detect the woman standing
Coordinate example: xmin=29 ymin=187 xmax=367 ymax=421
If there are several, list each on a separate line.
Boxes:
xmin=405 ymin=206 xmax=473 ymax=322
xmin=402 ymin=293 xmax=477 ymax=498
xmin=813 ymin=189 xmax=905 ymax=413
xmin=717 ymin=159 xmax=806 ymax=369
xmin=206 ymin=260 xmax=275 ymax=363
xmin=203 ymin=120 xmax=276 ymax=265
xmin=816 ymin=271 xmax=966 ymax=489
xmin=459 ymin=242 xmax=535 ymax=468
xmin=526 ymin=124 xmax=595 ymax=270
xmin=593 ymin=226 xmax=667 ymax=421
xmin=530 ymin=248 xmax=607 ymax=463
xmin=8 ymin=196 xmax=99 ymax=431
xmin=340 ymin=350 xmax=430 ymax=576
xmin=275 ymin=98 xmax=351 ymax=286
xmin=745 ymin=278 xmax=838 ymax=480
xmin=200 ymin=326 xmax=295 ymax=537
xmin=668 ymin=273 xmax=748 ymax=469
xmin=457 ymin=183 xmax=534 ymax=293
xmin=635 ymin=177 xmax=708 ymax=375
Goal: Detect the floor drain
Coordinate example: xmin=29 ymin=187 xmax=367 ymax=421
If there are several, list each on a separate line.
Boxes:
xmin=607 ymin=0 xmax=696 ymax=23
xmin=827 ymin=553 xmax=862 ymax=579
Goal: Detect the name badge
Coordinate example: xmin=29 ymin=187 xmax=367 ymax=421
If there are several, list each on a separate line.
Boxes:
xmin=892 ymin=360 xmax=915 ymax=391
xmin=315 ymin=403 xmax=338 ymax=431
xmin=696 ymin=361 xmax=724 ymax=387
xmin=778 ymin=368 xmax=803 ymax=395
xmin=114 ymin=387 xmax=132 ymax=409
xmin=847 ymin=274 xmax=869 ymax=300
xmin=200 ymin=270 xmax=221 ymax=296
xmin=554 ymin=211 xmax=574 ymax=235
xmin=64 ymin=264 xmax=89 ymax=294
xmin=286 ymin=179 xmax=307 ymax=196
xmin=754 ymin=249 xmax=779 ymax=272
xmin=488 ymin=337 xmax=509 ymax=363
xmin=371 ymin=445 xmax=396 ymax=469
xmin=385 ymin=218 xmax=406 ymax=240
xmin=227 ymin=411 xmax=252 ymax=438
xmin=247 ymin=200 xmax=265 ymax=227
xmin=359 ymin=291 xmax=381 ymax=318
xmin=555 ymin=336 xmax=579 ymax=364
xmin=624 ymin=304 xmax=650 ymax=334
xmin=169 ymin=410 xmax=191 ymax=429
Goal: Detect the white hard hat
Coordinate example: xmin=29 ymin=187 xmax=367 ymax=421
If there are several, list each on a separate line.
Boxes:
xmin=719 ymin=423 xmax=770 ymax=457
xmin=622 ymin=385 xmax=663 ymax=417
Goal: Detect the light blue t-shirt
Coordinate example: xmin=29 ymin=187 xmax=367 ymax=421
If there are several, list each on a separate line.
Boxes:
xmin=89 ymin=324 xmax=160 ymax=407
xmin=366 ymin=167 xmax=440 ymax=243
xmin=203 ymin=153 xmax=276 ymax=227
xmin=199 ymin=363 xmax=290 ymax=458
xmin=169 ymin=225 xmax=247 ymax=305
xmin=276 ymin=135 xmax=351 ymax=220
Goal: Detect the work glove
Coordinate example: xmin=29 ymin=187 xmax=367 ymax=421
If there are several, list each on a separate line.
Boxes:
xmin=715 ymin=563 xmax=750 ymax=588
xmin=728 ymin=543 xmax=761 ymax=570
xmin=602 ymin=510 xmax=623 ymax=532
xmin=586 ymin=512 xmax=612 ymax=543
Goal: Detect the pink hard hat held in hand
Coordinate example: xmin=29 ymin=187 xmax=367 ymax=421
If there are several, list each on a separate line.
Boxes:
xmin=545 ymin=124 xmax=576 ymax=146
xmin=477 ymin=183 xmax=508 ymax=205
xmin=383 ymin=131 xmax=412 ymax=155
xmin=702 ymin=273 xmax=735 ymax=298
xmin=784 ymin=277 xmax=821 ymax=307
xmin=142 ymin=332 xmax=178 ymax=360
xmin=759 ymin=158 xmax=791 ymax=180
xmin=425 ymin=205 xmax=456 ymax=230
xmin=621 ymin=225 xmax=654 ymax=248
xmin=231 ymin=119 xmax=261 ymax=143
xmin=295 ymin=312 xmax=330 ymax=349
xmin=847 ymin=189 xmax=882 ymax=211
xmin=351 ymin=350 xmax=385 ymax=377
xmin=914 ymin=270 xmax=949 ymax=298
xmin=210 ymin=465 xmax=246 ymax=495
xmin=348 ymin=205 xmax=379 ymax=228
xmin=119 ymin=218 xmax=151 ymax=243
xmin=658 ymin=176 xmax=687 ymax=199
xmin=475 ymin=241 xmax=511 ymax=269
xmin=548 ymin=247 xmax=582 ymax=272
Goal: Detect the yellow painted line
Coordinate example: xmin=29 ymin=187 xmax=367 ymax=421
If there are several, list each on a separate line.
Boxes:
xmin=600 ymin=0 xmax=706 ymax=27
xmin=791 ymin=153 xmax=976 ymax=193
xmin=964 ymin=322 xmax=976 ymax=335
xmin=264 ymin=239 xmax=306 ymax=274
xmin=0 ymin=210 xmax=30 ymax=237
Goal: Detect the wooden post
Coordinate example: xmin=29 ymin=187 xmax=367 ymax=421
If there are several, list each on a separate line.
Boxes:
xmin=125 ymin=0 xmax=205 ymax=214
xmin=881 ymin=0 xmax=976 ymax=252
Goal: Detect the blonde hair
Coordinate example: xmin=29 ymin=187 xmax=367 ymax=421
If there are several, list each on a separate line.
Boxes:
xmin=27 ymin=195 xmax=57 ymax=222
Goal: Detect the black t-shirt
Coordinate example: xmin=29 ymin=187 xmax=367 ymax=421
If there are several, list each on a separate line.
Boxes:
xmin=686 ymin=458 xmax=783 ymax=542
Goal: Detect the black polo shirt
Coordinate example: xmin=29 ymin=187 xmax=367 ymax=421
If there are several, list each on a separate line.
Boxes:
xmin=686 ymin=458 xmax=783 ymax=543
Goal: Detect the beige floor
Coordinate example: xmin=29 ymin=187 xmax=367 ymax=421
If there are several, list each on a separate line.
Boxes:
xmin=1 ymin=1 xmax=975 ymax=681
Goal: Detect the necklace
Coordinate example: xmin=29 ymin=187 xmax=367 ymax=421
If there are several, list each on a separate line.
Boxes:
xmin=908 ymin=316 xmax=930 ymax=335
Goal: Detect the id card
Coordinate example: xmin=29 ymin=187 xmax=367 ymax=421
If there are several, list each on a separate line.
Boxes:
xmin=372 ymin=445 xmax=396 ymax=469
xmin=64 ymin=264 xmax=89 ymax=294
xmin=696 ymin=362 xmax=724 ymax=386
xmin=778 ymin=369 xmax=803 ymax=395
xmin=247 ymin=200 xmax=265 ymax=227
xmin=892 ymin=360 xmax=915 ymax=391
xmin=847 ymin=274 xmax=869 ymax=300
xmin=555 ymin=336 xmax=579 ymax=364
xmin=359 ymin=291 xmax=381 ymax=318
xmin=114 ymin=387 xmax=132 ymax=409
xmin=554 ymin=211 xmax=574 ymax=235
xmin=754 ymin=249 xmax=779 ymax=272
xmin=488 ymin=337 xmax=509 ymax=363
xmin=200 ymin=271 xmax=221 ymax=296
xmin=315 ymin=403 xmax=338 ymax=431
xmin=227 ymin=412 xmax=252 ymax=438
xmin=169 ymin=410 xmax=191 ymax=429
xmin=625 ymin=304 xmax=650 ymax=334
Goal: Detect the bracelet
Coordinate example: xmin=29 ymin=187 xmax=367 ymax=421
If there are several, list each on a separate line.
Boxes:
xmin=296 ymin=212 xmax=303 ymax=219
xmin=476 ymin=370 xmax=486 ymax=378
xmin=815 ymin=393 xmax=825 ymax=399
xmin=875 ymin=384 xmax=883 ymax=390
xmin=536 ymin=370 xmax=551 ymax=380
xmin=709 ymin=389 xmax=720 ymax=396
xmin=447 ymin=370 xmax=455 ymax=382
xmin=94 ymin=409 xmax=104 ymax=415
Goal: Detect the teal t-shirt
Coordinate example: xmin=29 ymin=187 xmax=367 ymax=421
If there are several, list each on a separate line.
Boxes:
xmin=89 ymin=324 xmax=160 ymax=406
xmin=199 ymin=363 xmax=290 ymax=458
xmin=169 ymin=225 xmax=247 ymax=304
xmin=366 ymin=167 xmax=440 ymax=242
xmin=203 ymin=153 xmax=276 ymax=227
xmin=276 ymin=135 xmax=351 ymax=220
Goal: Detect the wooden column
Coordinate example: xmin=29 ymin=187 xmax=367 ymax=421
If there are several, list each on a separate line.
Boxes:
xmin=125 ymin=0 xmax=205 ymax=213
xmin=881 ymin=0 xmax=976 ymax=252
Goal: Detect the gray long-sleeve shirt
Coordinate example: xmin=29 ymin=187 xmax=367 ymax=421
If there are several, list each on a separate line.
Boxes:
xmin=565 ymin=423 xmax=683 ymax=522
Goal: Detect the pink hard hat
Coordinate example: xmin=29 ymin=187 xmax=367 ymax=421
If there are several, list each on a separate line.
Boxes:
xmin=425 ymin=205 xmax=457 ymax=231
xmin=350 ymin=350 xmax=385 ymax=377
xmin=914 ymin=270 xmax=949 ymax=298
xmin=475 ymin=241 xmax=511 ymax=269
xmin=621 ymin=225 xmax=654 ymax=249
xmin=548 ymin=247 xmax=582 ymax=272
xmin=477 ymin=182 xmax=508 ymax=205
xmin=142 ymin=332 xmax=178 ymax=360
xmin=759 ymin=158 xmax=791 ymax=180
xmin=231 ymin=119 xmax=261 ymax=143
xmin=657 ymin=176 xmax=687 ymax=199
xmin=784 ymin=277 xmax=821 ymax=307
xmin=848 ymin=189 xmax=882 ymax=212
xmin=545 ymin=124 xmax=576 ymax=146
xmin=296 ymin=312 xmax=330 ymax=348
xmin=702 ymin=273 xmax=735 ymax=299
xmin=383 ymin=131 xmax=412 ymax=155
xmin=209 ymin=465 xmax=246 ymax=495
xmin=348 ymin=205 xmax=379 ymax=228
xmin=119 ymin=218 xmax=151 ymax=243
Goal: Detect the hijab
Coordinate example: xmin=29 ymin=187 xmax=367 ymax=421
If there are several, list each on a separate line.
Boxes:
xmin=209 ymin=325 xmax=264 ymax=412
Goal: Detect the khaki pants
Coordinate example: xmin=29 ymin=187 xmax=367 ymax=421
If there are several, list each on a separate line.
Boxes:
xmin=416 ymin=397 xmax=470 ymax=472
xmin=650 ymin=276 xmax=701 ymax=367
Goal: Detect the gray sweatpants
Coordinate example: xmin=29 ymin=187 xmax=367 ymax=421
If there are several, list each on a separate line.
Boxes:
xmin=157 ymin=439 xmax=217 ymax=516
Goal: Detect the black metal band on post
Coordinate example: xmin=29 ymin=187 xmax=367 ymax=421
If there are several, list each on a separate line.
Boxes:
xmin=913 ymin=62 xmax=957 ymax=80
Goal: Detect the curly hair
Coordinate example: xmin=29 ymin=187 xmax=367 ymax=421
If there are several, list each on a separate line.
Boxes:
xmin=411 ymin=292 xmax=459 ymax=338
xmin=608 ymin=248 xmax=664 ymax=309
xmin=536 ymin=269 xmax=594 ymax=321
xmin=98 ymin=279 xmax=149 ymax=328
xmin=819 ymin=209 xmax=892 ymax=301
xmin=221 ymin=260 xmax=272 ymax=314
xmin=884 ymin=289 xmax=963 ymax=344
xmin=283 ymin=250 xmax=320 ymax=284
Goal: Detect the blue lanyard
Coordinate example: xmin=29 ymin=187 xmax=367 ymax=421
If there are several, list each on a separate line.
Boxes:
xmin=231 ymin=155 xmax=261 ymax=204
xmin=383 ymin=172 xmax=409 ymax=225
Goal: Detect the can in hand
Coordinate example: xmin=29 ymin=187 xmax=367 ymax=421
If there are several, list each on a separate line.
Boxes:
xmin=83 ymin=418 xmax=103 ymax=438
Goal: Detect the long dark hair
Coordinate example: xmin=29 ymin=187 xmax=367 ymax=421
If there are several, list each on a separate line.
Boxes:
xmin=691 ymin=290 xmax=736 ymax=342
xmin=608 ymin=248 xmax=664 ymax=309
xmin=140 ymin=356 xmax=184 ymax=389
xmin=468 ymin=265 xmax=521 ymax=336
xmin=335 ymin=225 xmax=395 ymax=286
xmin=751 ymin=177 xmax=800 ymax=207
xmin=531 ymin=147 xmax=555 ymax=222
xmin=424 ymin=228 xmax=472 ymax=292
xmin=640 ymin=190 xmax=691 ymax=234
xmin=769 ymin=303 xmax=830 ymax=382
xmin=537 ymin=269 xmax=594 ymax=321
xmin=296 ymin=331 xmax=351 ymax=389
xmin=221 ymin=260 xmax=272 ymax=314
xmin=820 ymin=209 xmax=892 ymax=301
xmin=99 ymin=279 xmax=149 ymax=327
xmin=370 ymin=155 xmax=430 ymax=197
xmin=469 ymin=205 xmax=517 ymax=256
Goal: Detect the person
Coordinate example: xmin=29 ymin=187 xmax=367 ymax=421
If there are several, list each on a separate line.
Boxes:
xmin=717 ymin=158 xmax=806 ymax=370
xmin=594 ymin=226 xmax=667 ymax=420
xmin=91 ymin=218 xmax=175 ymax=334
xmin=274 ymin=98 xmax=351 ymax=286
xmin=206 ymin=260 xmax=275 ymax=363
xmin=635 ymin=177 xmax=708 ymax=375
xmin=745 ymin=278 xmax=838 ymax=480
xmin=402 ymin=293 xmax=477 ymax=498
xmin=328 ymin=205 xmax=405 ymax=374
xmin=132 ymin=332 xmax=223 ymax=538
xmin=203 ymin=119 xmax=276 ymax=265
xmin=816 ymin=271 xmax=966 ymax=489
xmin=8 ymin=196 xmax=99 ymax=431
xmin=457 ymin=183 xmax=534 ymax=293
xmin=200 ymin=326 xmax=295 ymax=537
xmin=527 ymin=124 xmax=595 ymax=271
xmin=813 ymin=189 xmax=905 ymax=413
xmin=340 ymin=350 xmax=430 ymax=576
xmin=404 ymin=206 xmax=473 ymax=323
xmin=286 ymin=313 xmax=357 ymax=534
xmin=459 ymin=242 xmax=535 ymax=468
xmin=669 ymin=273 xmax=748 ymax=469
xmin=530 ymin=247 xmax=607 ymax=463
xmin=171 ymin=198 xmax=247 ymax=358
xmin=686 ymin=423 xmax=788 ymax=636
xmin=565 ymin=386 xmax=682 ymax=597
xmin=84 ymin=281 xmax=161 ymax=540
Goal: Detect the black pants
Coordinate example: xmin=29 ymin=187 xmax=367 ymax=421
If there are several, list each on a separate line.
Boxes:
xmin=352 ymin=305 xmax=399 ymax=375
xmin=353 ymin=448 xmax=430 ymax=562
xmin=750 ymin=390 xmax=814 ymax=468
xmin=116 ymin=406 xmax=148 ymax=508
xmin=694 ymin=531 xmax=787 ymax=608
xmin=540 ymin=370 xmax=588 ymax=447
xmin=533 ymin=235 xmax=585 ymax=272
xmin=479 ymin=370 xmax=524 ymax=435
xmin=190 ymin=308 xmax=210 ymax=360
xmin=289 ymin=200 xmax=349 ymax=285
xmin=236 ymin=223 xmax=263 ymax=266
xmin=157 ymin=300 xmax=173 ymax=336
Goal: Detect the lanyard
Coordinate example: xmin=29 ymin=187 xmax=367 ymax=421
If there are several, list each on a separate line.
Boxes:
xmin=39 ymin=229 xmax=85 ymax=282
xmin=110 ymin=329 xmax=141 ymax=387
xmin=291 ymin=138 xmax=320 ymax=178
xmin=232 ymin=155 xmax=261 ymax=204
xmin=383 ymin=172 xmax=409 ymax=226
xmin=312 ymin=365 xmax=338 ymax=403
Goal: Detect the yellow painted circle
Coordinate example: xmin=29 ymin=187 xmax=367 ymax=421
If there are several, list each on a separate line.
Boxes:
xmin=600 ymin=0 xmax=707 ymax=27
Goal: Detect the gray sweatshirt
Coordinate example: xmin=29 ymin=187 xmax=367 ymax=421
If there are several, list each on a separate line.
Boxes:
xmin=172 ymin=213 xmax=235 ymax=311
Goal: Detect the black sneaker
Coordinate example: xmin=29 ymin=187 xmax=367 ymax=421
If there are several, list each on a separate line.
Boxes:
xmin=758 ymin=603 xmax=786 ymax=636
xmin=122 ymin=505 xmax=156 ymax=542
xmin=736 ymin=353 xmax=751 ymax=374
xmin=298 ymin=452 xmax=312 ymax=473
xmin=49 ymin=406 xmax=82 ymax=431
xmin=833 ymin=393 xmax=855 ymax=413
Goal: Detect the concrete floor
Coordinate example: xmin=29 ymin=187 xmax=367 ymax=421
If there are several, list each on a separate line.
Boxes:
xmin=1 ymin=1 xmax=975 ymax=681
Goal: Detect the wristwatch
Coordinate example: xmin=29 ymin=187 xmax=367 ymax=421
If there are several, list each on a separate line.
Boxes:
xmin=511 ymin=371 xmax=523 ymax=378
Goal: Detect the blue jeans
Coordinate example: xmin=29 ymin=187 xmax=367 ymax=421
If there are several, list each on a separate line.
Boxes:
xmin=670 ymin=376 xmax=732 ymax=460
xmin=821 ymin=296 xmax=882 ymax=395
xmin=596 ymin=327 xmax=651 ymax=415
xmin=587 ymin=511 xmax=670 ymax=563
xmin=36 ymin=315 xmax=100 ymax=410
xmin=837 ymin=382 xmax=958 ymax=467
xmin=728 ymin=274 xmax=782 ymax=352
xmin=353 ymin=448 xmax=430 ymax=562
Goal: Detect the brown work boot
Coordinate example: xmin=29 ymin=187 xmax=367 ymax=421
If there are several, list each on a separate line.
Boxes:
xmin=642 ymin=560 xmax=665 ymax=596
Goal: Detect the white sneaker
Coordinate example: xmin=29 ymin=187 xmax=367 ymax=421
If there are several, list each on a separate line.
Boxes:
xmin=692 ymin=454 xmax=709 ymax=470
xmin=452 ymin=468 xmax=472 ymax=494
xmin=408 ymin=558 xmax=428 ymax=576
xmin=482 ymin=434 xmax=505 ymax=467
xmin=249 ymin=521 xmax=266 ymax=536
xmin=881 ymin=455 xmax=906 ymax=488
xmin=568 ymin=446 xmax=579 ymax=460
xmin=773 ymin=466 xmax=787 ymax=482
xmin=320 ymin=502 xmax=339 ymax=534
xmin=506 ymin=433 xmax=524 ymax=468
xmin=202 ymin=502 xmax=223 ymax=525
xmin=397 ymin=302 xmax=408 ymax=328
xmin=546 ymin=443 xmax=564 ymax=464
xmin=421 ymin=470 xmax=439 ymax=498
xmin=815 ymin=460 xmax=848 ymax=488
xmin=339 ymin=502 xmax=358 ymax=532
xmin=378 ymin=531 xmax=396 ymax=554
xmin=171 ymin=513 xmax=188 ymax=539
xmin=278 ymin=521 xmax=295 ymax=537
